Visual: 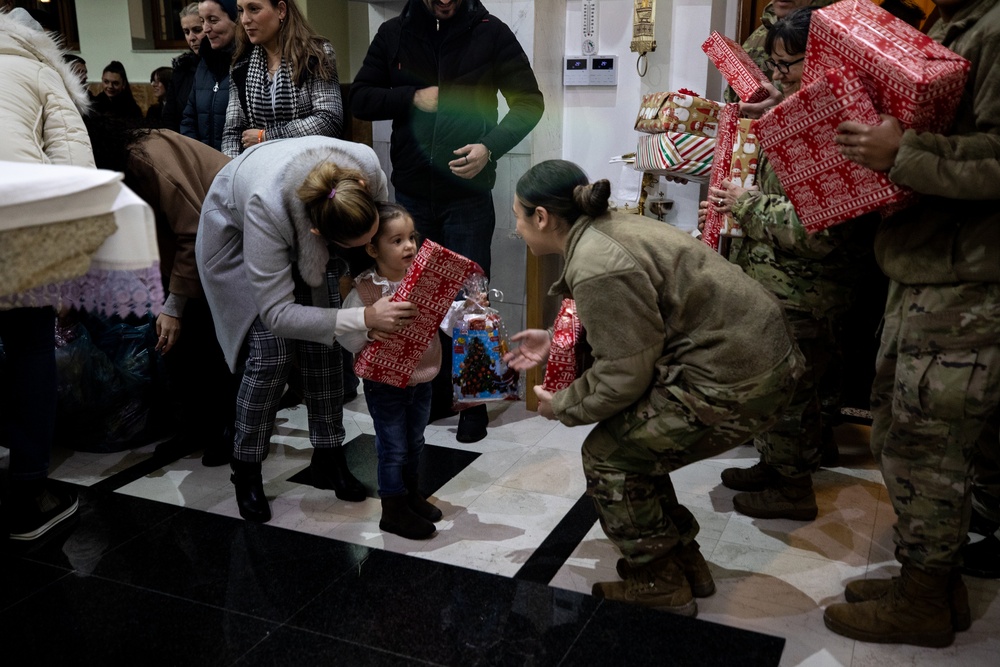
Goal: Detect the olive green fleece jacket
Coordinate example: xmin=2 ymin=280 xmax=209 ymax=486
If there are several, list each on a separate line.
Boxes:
xmin=548 ymin=213 xmax=796 ymax=427
xmin=876 ymin=0 xmax=1000 ymax=284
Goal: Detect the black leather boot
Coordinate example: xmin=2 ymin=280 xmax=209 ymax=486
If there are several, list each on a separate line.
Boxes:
xmin=230 ymin=461 xmax=271 ymax=523
xmin=311 ymin=447 xmax=367 ymax=501
xmin=456 ymin=403 xmax=489 ymax=443
xmin=379 ymin=495 xmax=435 ymax=540
xmin=403 ymin=472 xmax=443 ymax=522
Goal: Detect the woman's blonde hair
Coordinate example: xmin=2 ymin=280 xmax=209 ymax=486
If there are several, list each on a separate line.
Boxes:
xmin=297 ymin=163 xmax=377 ymax=244
xmin=233 ymin=0 xmax=335 ymax=86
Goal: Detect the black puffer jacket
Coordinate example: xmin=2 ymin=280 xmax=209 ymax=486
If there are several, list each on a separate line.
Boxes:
xmin=350 ymin=0 xmax=543 ymax=200
xmin=161 ymin=51 xmax=198 ymax=132
xmin=180 ymin=36 xmax=232 ymax=151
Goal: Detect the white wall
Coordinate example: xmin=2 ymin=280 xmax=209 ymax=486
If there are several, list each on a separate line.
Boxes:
xmin=561 ymin=0 xmax=736 ymax=233
xmin=76 ymin=0 xmax=185 ymax=83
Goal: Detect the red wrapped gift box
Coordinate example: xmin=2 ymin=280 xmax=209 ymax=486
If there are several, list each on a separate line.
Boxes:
xmin=703 ymin=104 xmax=758 ymax=251
xmin=753 ymin=66 xmax=912 ymax=233
xmin=803 ymin=0 xmax=970 ymax=134
xmin=701 ymin=31 xmax=770 ymax=104
xmin=354 ymin=240 xmax=483 ymax=388
xmin=543 ymin=299 xmax=582 ymax=392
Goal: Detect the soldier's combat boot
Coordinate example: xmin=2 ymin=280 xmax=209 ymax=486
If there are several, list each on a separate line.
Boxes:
xmin=844 ymin=569 xmax=971 ymax=632
xmin=594 ymin=557 xmax=697 ymax=617
xmin=616 ymin=541 xmax=716 ymax=598
xmin=720 ymin=458 xmax=780 ymax=492
xmin=732 ymin=474 xmax=818 ymax=521
xmin=824 ymin=564 xmax=954 ymax=647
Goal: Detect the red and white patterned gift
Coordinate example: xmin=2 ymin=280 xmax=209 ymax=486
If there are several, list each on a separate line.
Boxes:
xmin=753 ymin=66 xmax=912 ymax=233
xmin=542 ymin=299 xmax=582 ymax=392
xmin=701 ymin=31 xmax=770 ymax=104
xmin=634 ymin=90 xmax=722 ymax=136
xmin=803 ymin=0 xmax=970 ymax=133
xmin=703 ymin=104 xmax=758 ymax=251
xmin=354 ymin=240 xmax=483 ymax=388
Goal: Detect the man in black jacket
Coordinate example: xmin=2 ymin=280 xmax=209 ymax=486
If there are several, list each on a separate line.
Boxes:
xmin=351 ymin=0 xmax=544 ymax=442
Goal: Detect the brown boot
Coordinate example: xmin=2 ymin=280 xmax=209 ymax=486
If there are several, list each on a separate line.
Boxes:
xmin=732 ymin=474 xmax=818 ymax=520
xmin=593 ymin=557 xmax=697 ymax=616
xmin=824 ymin=564 xmax=955 ymax=647
xmin=844 ymin=570 xmax=971 ymax=632
xmin=721 ymin=458 xmax=780 ymax=492
xmin=617 ymin=541 xmax=715 ymax=598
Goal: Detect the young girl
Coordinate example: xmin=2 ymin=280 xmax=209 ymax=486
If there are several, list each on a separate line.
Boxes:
xmin=340 ymin=202 xmax=447 ymax=540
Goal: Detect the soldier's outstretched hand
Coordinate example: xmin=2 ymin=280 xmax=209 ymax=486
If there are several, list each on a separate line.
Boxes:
xmin=503 ymin=329 xmax=551 ymax=371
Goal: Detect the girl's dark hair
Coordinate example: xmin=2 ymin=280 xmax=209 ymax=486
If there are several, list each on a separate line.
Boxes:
xmin=515 ymin=159 xmax=611 ymax=224
xmin=297 ymin=163 xmax=378 ymax=244
xmin=102 ymin=60 xmax=138 ymax=103
xmin=765 ymin=6 xmax=815 ymax=57
xmin=347 ymin=201 xmax=417 ymax=274
xmin=371 ymin=201 xmax=411 ymax=248
xmin=151 ymin=66 xmax=173 ymax=88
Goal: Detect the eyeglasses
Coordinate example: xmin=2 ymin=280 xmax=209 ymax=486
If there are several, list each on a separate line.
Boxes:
xmin=764 ymin=57 xmax=805 ymax=74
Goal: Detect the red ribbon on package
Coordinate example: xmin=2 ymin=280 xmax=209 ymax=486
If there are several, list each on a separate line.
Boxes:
xmin=754 ymin=66 xmax=913 ymax=233
xmin=354 ymin=240 xmax=483 ymax=388
xmin=701 ymin=31 xmax=770 ymax=104
xmin=803 ymin=0 xmax=970 ymax=134
xmin=543 ymin=299 xmax=582 ymax=392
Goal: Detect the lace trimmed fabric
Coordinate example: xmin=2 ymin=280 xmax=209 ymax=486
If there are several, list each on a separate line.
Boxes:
xmin=357 ymin=267 xmax=401 ymax=298
xmin=0 ymin=264 xmax=164 ymax=319
xmin=0 ymin=162 xmax=163 ymax=318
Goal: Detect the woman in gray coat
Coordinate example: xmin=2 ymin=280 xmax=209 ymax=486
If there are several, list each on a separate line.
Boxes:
xmin=196 ymin=136 xmax=418 ymax=523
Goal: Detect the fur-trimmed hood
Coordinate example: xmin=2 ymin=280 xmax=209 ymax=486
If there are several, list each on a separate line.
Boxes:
xmin=0 ymin=9 xmax=91 ymax=116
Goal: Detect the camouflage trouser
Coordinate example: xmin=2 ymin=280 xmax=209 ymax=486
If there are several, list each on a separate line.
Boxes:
xmin=871 ymin=281 xmax=1000 ymax=573
xmin=581 ymin=347 xmax=803 ymax=567
xmin=756 ymin=311 xmax=834 ymax=478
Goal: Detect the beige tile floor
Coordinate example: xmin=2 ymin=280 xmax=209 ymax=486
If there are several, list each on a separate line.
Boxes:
xmin=44 ymin=393 xmax=1000 ymax=666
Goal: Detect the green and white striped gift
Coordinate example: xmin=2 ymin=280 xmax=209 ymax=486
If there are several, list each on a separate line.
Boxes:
xmin=634 ymin=132 xmax=716 ymax=182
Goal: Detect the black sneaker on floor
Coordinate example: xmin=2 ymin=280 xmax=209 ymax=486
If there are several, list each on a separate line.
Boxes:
xmin=9 ymin=487 xmax=79 ymax=542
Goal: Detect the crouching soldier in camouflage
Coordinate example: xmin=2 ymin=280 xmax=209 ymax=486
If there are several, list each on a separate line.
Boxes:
xmin=824 ymin=0 xmax=1000 ymax=648
xmin=504 ymin=160 xmax=803 ymax=616
xmin=702 ymin=7 xmax=876 ymax=522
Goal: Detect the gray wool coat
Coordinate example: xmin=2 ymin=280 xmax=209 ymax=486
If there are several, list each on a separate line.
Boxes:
xmin=195 ymin=136 xmax=388 ymax=372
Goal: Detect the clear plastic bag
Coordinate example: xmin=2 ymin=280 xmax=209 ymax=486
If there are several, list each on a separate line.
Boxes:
xmin=450 ymin=275 xmax=521 ymax=407
xmin=54 ymin=310 xmax=169 ymax=452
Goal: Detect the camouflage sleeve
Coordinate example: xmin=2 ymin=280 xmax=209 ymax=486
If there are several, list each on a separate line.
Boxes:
xmin=731 ymin=189 xmax=840 ymax=259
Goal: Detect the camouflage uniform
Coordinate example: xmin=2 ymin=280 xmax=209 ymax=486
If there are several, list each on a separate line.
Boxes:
xmin=731 ymin=156 xmax=875 ymax=478
xmin=871 ymin=283 xmax=1000 ymax=571
xmin=548 ymin=212 xmax=803 ymax=568
xmin=582 ymin=349 xmax=802 ymax=566
xmin=867 ymin=0 xmax=1000 ymax=574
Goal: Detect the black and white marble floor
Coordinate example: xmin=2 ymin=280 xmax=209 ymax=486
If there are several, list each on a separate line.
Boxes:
xmin=2 ymin=392 xmax=998 ymax=666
